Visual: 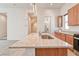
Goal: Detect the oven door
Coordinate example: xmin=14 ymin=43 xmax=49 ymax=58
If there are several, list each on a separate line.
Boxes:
xmin=74 ymin=37 xmax=79 ymax=51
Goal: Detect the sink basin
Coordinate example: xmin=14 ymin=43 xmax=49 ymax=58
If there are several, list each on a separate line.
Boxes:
xmin=41 ymin=35 xmax=54 ymax=39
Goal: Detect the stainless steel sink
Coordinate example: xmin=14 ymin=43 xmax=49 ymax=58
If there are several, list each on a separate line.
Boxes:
xmin=41 ymin=35 xmax=53 ymax=39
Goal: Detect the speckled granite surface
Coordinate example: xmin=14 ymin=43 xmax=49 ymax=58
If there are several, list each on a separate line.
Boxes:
xmin=10 ymin=33 xmax=72 ymax=48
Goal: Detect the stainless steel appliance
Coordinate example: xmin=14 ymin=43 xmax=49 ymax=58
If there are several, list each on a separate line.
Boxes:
xmin=73 ymin=34 xmax=79 ymax=51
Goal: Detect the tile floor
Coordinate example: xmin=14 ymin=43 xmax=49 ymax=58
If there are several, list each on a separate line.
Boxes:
xmin=0 ymin=40 xmax=35 ymax=56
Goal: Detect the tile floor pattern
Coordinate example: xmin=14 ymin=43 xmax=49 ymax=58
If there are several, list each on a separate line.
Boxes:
xmin=0 ymin=40 xmax=76 ymax=56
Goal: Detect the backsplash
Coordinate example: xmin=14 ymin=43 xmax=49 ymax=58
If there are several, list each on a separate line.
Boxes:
xmin=69 ymin=26 xmax=79 ymax=32
xmin=55 ymin=26 xmax=79 ymax=34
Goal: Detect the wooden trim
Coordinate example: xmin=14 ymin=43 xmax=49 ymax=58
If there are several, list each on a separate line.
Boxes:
xmin=64 ymin=13 xmax=68 ymax=16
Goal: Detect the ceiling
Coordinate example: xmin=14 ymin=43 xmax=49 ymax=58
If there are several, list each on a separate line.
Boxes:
xmin=0 ymin=3 xmax=65 ymax=9
xmin=36 ymin=3 xmax=65 ymax=9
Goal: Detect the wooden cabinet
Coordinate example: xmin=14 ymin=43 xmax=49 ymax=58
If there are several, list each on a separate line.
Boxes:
xmin=54 ymin=32 xmax=59 ymax=38
xmin=58 ymin=48 xmax=67 ymax=56
xmin=35 ymin=48 xmax=58 ymax=56
xmin=68 ymin=8 xmax=74 ymax=25
xmin=57 ymin=16 xmax=62 ymax=27
xmin=73 ymin=5 xmax=78 ymax=25
xmin=54 ymin=32 xmax=65 ymax=41
xmin=68 ymin=4 xmax=79 ymax=26
xmin=35 ymin=48 xmax=67 ymax=56
xmin=61 ymin=33 xmax=66 ymax=41
xmin=55 ymin=32 xmax=74 ymax=45
xmin=65 ymin=34 xmax=73 ymax=45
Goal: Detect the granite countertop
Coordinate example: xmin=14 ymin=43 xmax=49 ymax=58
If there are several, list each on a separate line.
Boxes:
xmin=60 ymin=31 xmax=74 ymax=35
xmin=56 ymin=31 xmax=76 ymax=35
xmin=10 ymin=33 xmax=72 ymax=48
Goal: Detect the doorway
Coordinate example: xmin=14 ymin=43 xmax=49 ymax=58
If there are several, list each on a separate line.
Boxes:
xmin=0 ymin=13 xmax=7 ymax=40
xmin=28 ymin=15 xmax=37 ymax=34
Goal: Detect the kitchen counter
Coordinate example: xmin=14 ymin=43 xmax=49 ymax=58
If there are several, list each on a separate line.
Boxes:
xmin=10 ymin=33 xmax=72 ymax=48
xmin=59 ymin=31 xmax=75 ymax=35
xmin=55 ymin=30 xmax=79 ymax=35
xmin=55 ymin=31 xmax=76 ymax=35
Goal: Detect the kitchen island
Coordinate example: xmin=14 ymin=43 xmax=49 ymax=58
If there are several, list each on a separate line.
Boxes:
xmin=10 ymin=33 xmax=72 ymax=56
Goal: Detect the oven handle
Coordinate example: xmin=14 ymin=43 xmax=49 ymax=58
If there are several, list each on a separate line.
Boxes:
xmin=74 ymin=37 xmax=79 ymax=40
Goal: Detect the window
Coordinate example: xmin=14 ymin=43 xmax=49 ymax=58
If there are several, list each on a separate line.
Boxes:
xmin=64 ymin=14 xmax=69 ymax=29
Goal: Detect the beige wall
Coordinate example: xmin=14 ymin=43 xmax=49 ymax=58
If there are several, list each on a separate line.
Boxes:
xmin=0 ymin=13 xmax=7 ymax=38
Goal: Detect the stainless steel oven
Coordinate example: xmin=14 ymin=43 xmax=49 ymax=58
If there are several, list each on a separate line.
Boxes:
xmin=73 ymin=34 xmax=79 ymax=51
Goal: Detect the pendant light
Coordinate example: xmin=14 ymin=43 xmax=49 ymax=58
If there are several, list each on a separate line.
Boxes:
xmin=32 ymin=3 xmax=37 ymax=16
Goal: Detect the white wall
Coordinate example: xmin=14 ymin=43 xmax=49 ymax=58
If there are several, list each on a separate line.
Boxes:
xmin=0 ymin=6 xmax=60 ymax=40
xmin=8 ymin=8 xmax=29 ymax=40
xmin=60 ymin=3 xmax=79 ymax=32
xmin=37 ymin=8 xmax=60 ymax=34
xmin=0 ymin=7 xmax=28 ymax=40
xmin=0 ymin=5 xmax=61 ymax=40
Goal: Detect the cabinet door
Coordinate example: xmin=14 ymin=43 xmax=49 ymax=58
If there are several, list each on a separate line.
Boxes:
xmin=73 ymin=5 xmax=78 ymax=25
xmin=61 ymin=34 xmax=66 ymax=41
xmin=68 ymin=8 xmax=74 ymax=26
xmin=54 ymin=32 xmax=66 ymax=41
xmin=68 ymin=35 xmax=74 ymax=45
xmin=68 ymin=4 xmax=79 ymax=26
xmin=54 ymin=32 xmax=58 ymax=37
xmin=66 ymin=35 xmax=73 ymax=45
